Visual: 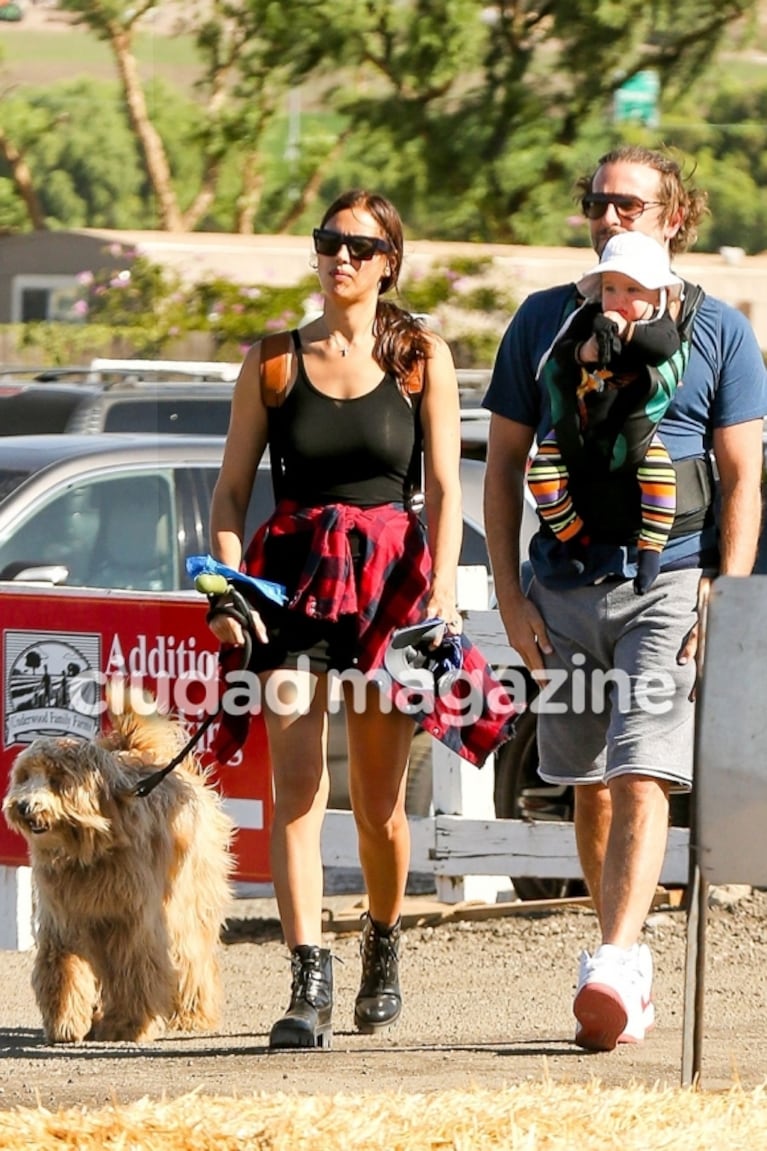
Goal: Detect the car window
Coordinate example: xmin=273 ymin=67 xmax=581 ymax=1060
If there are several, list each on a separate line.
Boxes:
xmin=85 ymin=474 xmax=175 ymax=591
xmin=0 ymin=469 xmax=33 ymax=501
xmin=0 ymin=472 xmax=176 ymax=592
xmin=0 ymin=484 xmax=98 ymax=584
xmin=177 ymin=465 xmax=276 ymax=569
xmin=175 ymin=467 xmax=217 ymax=570
xmin=244 ymin=470 xmax=276 ymax=541
xmin=0 ymin=390 xmax=86 ymax=435
xmin=102 ymin=399 xmax=232 ymax=436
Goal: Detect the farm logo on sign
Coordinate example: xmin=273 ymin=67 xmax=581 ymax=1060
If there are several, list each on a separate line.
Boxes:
xmin=3 ymin=631 xmax=101 ymax=748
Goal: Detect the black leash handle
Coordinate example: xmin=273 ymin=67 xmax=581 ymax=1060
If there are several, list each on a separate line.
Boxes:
xmin=199 ymin=574 xmax=254 ymax=672
xmin=132 ymin=719 xmax=217 ymax=797
xmin=132 ymin=573 xmax=256 ymax=798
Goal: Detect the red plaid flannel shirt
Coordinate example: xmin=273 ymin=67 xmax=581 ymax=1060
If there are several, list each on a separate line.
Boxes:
xmin=402 ymin=633 xmax=518 ymax=767
xmin=244 ymin=500 xmax=432 ymax=669
xmin=213 ymin=500 xmax=517 ymax=766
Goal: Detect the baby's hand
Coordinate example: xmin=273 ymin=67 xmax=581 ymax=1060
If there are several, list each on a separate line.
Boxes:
xmin=592 ymin=313 xmax=623 ymax=364
xmin=602 ymin=310 xmax=628 ymax=337
xmin=577 ymin=334 xmax=600 ymax=364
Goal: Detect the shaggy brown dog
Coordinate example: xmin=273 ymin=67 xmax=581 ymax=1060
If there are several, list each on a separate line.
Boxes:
xmin=2 ymin=696 xmax=234 ymax=1044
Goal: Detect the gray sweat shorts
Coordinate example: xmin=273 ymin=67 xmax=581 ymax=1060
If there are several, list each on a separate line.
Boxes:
xmin=527 ymin=568 xmax=700 ymax=790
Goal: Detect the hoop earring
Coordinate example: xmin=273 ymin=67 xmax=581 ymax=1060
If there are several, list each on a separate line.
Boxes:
xmin=309 ymin=255 xmax=318 ymax=271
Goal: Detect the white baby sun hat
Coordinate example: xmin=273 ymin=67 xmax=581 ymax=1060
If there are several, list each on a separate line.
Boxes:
xmin=577 ymin=232 xmax=684 ymax=300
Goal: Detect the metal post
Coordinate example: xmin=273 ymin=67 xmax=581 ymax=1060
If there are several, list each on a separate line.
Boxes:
xmin=681 ymin=618 xmax=709 ymax=1089
xmin=680 ymin=857 xmax=707 ymax=1086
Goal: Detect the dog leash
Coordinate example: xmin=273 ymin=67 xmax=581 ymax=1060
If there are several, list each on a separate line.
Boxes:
xmin=133 ymin=573 xmax=255 ymax=798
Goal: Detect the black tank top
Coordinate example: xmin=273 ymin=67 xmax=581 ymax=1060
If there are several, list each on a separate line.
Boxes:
xmin=273 ymin=345 xmax=419 ymax=506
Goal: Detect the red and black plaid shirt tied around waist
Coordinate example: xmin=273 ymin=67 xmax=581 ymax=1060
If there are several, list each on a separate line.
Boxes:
xmin=246 ymin=500 xmax=432 ymax=669
xmin=212 ymin=500 xmax=517 ymax=767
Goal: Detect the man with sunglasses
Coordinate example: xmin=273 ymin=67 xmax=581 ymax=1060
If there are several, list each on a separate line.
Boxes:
xmin=483 ymin=145 xmax=767 ymax=1052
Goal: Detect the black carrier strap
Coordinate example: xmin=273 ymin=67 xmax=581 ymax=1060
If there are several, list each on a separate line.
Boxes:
xmin=678 ymin=281 xmax=706 ymax=341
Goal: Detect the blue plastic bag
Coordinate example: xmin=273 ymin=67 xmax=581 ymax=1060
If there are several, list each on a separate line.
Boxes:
xmin=185 ymin=554 xmax=287 ymax=606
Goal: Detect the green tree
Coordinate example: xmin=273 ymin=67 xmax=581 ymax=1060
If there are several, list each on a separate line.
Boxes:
xmin=0 ymin=40 xmax=45 ymax=228
xmin=57 ymin=0 xmax=312 ymax=231
xmin=58 ymin=0 xmax=192 ymax=229
xmin=304 ymin=0 xmax=759 ymax=241
xmin=0 ymin=123 xmax=46 ymax=230
xmin=1 ymin=79 xmax=147 ymax=228
xmin=4 ymin=0 xmax=764 ymax=243
xmin=661 ymin=74 xmax=767 ymax=253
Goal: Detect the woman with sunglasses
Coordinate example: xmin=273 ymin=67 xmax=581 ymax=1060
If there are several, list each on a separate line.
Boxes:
xmin=208 ymin=189 xmax=463 ymax=1049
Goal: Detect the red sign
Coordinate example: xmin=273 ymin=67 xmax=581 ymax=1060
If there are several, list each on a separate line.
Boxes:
xmin=0 ymin=585 xmax=273 ymax=882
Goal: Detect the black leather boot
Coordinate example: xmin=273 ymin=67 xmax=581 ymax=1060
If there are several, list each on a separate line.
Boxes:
xmin=269 ymin=945 xmax=333 ymax=1050
xmin=354 ymin=914 xmax=402 ymax=1033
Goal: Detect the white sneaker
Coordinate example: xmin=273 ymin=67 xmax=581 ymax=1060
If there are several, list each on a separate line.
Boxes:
xmin=573 ymin=943 xmax=651 ymax=1052
xmin=617 ymin=942 xmax=655 ymax=1044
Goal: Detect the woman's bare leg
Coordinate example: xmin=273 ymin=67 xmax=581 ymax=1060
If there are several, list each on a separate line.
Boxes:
xmin=345 ymin=682 xmax=415 ymax=926
xmin=262 ymin=669 xmax=330 ymax=949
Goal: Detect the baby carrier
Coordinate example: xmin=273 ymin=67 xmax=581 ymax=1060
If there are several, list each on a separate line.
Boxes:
xmin=536 ymin=282 xmax=711 ymax=546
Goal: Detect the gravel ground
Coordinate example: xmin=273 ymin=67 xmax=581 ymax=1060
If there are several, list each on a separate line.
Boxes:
xmin=0 ymin=882 xmax=764 ymax=1109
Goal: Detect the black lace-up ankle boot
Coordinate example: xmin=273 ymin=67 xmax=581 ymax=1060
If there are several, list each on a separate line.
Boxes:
xmin=354 ymin=914 xmax=402 ymax=1033
xmin=269 ymin=945 xmax=333 ymax=1049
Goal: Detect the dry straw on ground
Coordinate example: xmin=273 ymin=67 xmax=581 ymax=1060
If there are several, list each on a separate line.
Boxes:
xmin=0 ymin=1081 xmax=765 ymax=1151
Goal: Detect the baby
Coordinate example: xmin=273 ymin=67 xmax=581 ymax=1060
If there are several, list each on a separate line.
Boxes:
xmin=528 ymin=231 xmax=690 ymax=594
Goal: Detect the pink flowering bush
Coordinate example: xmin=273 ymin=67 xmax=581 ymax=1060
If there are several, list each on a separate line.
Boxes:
xmin=19 ymin=248 xmax=516 ymax=366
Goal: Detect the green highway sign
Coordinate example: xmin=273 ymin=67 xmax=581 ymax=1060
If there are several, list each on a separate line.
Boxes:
xmin=614 ymin=70 xmax=660 ymax=127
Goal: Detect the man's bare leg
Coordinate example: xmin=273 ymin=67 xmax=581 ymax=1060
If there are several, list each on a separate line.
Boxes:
xmin=600 ymin=774 xmax=670 ymax=947
xmin=572 ymin=774 xmax=669 ymax=1050
xmin=574 ymin=782 xmax=611 ymax=926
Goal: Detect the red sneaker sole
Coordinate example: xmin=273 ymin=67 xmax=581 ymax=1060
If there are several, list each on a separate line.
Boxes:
xmin=574 ymin=983 xmax=629 ymax=1052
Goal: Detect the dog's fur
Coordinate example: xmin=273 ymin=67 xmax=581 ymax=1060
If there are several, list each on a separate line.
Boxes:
xmin=2 ymin=697 xmax=234 ymax=1044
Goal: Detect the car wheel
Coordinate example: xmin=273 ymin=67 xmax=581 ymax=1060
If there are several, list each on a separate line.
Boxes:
xmin=493 ymin=708 xmax=586 ymax=901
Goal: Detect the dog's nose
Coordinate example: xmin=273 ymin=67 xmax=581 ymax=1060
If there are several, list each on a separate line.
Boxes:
xmin=15 ymin=799 xmax=31 ymax=819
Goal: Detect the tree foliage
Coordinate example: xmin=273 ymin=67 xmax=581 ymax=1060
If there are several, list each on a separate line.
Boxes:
xmin=2 ymin=0 xmax=766 ymax=248
xmin=1 ymin=79 xmax=146 ymax=229
xmin=308 ymin=0 xmax=758 ymax=241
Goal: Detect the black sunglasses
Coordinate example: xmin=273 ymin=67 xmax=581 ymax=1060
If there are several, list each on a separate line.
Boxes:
xmin=313 ymin=227 xmax=392 ymax=261
xmin=581 ymin=193 xmax=664 ymax=221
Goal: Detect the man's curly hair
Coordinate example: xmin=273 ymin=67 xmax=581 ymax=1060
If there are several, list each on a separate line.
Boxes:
xmin=575 ymin=145 xmax=709 ymax=256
